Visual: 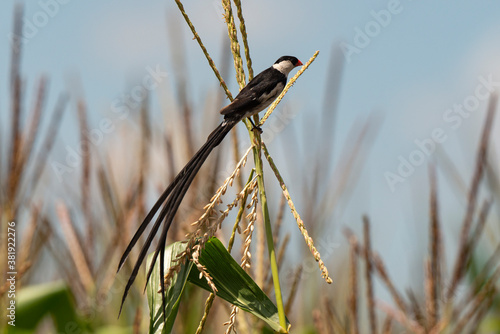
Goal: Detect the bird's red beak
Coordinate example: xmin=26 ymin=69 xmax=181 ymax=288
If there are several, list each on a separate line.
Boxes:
xmin=296 ymin=60 xmax=303 ymax=66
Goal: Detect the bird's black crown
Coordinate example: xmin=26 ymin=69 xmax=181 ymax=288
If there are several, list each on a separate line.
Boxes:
xmin=275 ymin=56 xmax=300 ymax=66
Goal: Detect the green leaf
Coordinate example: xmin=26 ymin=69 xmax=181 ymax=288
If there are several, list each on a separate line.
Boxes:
xmin=146 ymin=241 xmax=193 ymax=334
xmin=94 ymin=326 xmax=134 ymax=334
xmin=187 ymin=237 xmax=290 ymax=333
xmin=6 ymin=281 xmax=85 ymax=333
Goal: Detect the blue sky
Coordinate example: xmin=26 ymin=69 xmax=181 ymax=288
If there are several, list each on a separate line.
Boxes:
xmin=2 ymin=0 xmax=500 ymax=291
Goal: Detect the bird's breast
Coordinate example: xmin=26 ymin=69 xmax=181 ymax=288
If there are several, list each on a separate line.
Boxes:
xmin=243 ymin=85 xmax=284 ymax=119
xmin=261 ymin=82 xmax=284 ymax=102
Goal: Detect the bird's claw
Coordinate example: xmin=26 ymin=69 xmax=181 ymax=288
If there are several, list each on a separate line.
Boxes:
xmin=252 ymin=125 xmax=263 ymax=134
xmin=248 ymin=118 xmax=263 ymax=134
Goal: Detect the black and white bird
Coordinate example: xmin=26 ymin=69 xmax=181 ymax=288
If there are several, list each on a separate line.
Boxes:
xmin=117 ymin=55 xmax=303 ymax=314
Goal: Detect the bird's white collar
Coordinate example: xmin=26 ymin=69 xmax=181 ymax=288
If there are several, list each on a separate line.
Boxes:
xmin=272 ymin=61 xmax=294 ymax=76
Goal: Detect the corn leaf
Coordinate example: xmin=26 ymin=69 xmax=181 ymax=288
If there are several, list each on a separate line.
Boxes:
xmin=6 ymin=281 xmax=84 ymax=333
xmin=187 ymin=237 xmax=290 ymax=332
xmin=146 ymin=241 xmax=193 ymax=334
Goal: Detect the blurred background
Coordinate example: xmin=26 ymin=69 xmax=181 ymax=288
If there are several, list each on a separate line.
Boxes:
xmin=2 ymin=0 xmax=500 ymax=333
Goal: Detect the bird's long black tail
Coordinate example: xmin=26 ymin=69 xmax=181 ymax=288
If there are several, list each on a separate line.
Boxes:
xmin=117 ymin=118 xmax=237 ymax=315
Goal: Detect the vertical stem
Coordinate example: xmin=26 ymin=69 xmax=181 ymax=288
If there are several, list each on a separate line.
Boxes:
xmin=251 ymin=130 xmax=287 ymax=332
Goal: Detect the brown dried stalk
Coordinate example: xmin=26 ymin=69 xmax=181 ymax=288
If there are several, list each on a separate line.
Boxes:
xmin=377 ymin=301 xmax=424 ymax=334
xmin=324 ymin=296 xmax=346 ymax=334
xmin=381 ymin=316 xmax=392 ymax=334
xmin=6 ymin=4 xmax=23 ymax=216
xmin=363 ymin=216 xmax=377 ymax=334
xmin=77 ymin=99 xmax=93 ymax=263
xmin=56 ymin=202 xmax=94 ymax=293
xmin=28 ymin=93 xmax=68 ymax=195
xmin=427 ymin=165 xmax=440 ymax=327
xmin=19 ymin=76 xmax=47 ymax=175
xmin=346 ymin=233 xmax=359 ymax=334
xmin=285 ymin=265 xmax=302 ymax=315
xmin=448 ymin=94 xmax=497 ymax=300
xmin=407 ymin=289 xmax=425 ymax=328
xmin=451 ymin=269 xmax=499 ymax=334
xmin=343 ymin=228 xmax=407 ymax=315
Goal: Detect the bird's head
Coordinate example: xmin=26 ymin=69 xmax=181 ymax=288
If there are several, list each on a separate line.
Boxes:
xmin=272 ymin=56 xmax=303 ymax=76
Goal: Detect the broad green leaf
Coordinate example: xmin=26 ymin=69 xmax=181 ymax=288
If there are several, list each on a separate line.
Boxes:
xmin=146 ymin=241 xmax=193 ymax=334
xmin=95 ymin=326 xmax=134 ymax=334
xmin=6 ymin=281 xmax=84 ymax=333
xmin=187 ymin=237 xmax=290 ymax=333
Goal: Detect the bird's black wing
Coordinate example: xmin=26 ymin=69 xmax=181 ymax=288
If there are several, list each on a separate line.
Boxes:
xmin=220 ymin=67 xmax=286 ymax=116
